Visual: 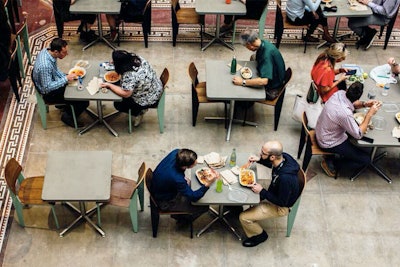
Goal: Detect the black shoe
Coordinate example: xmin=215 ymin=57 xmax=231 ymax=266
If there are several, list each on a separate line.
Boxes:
xmin=364 ymin=28 xmax=377 ymax=50
xmin=242 ymin=231 xmax=268 ymax=247
xmin=55 ymin=104 xmax=66 ymax=110
xmin=219 ymin=24 xmax=233 ymax=34
xmin=61 ymin=113 xmax=84 ymax=128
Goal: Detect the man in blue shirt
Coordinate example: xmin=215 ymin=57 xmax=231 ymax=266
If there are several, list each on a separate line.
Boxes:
xmin=32 ymin=38 xmax=89 ymax=128
xmin=152 ymin=149 xmax=216 ymax=222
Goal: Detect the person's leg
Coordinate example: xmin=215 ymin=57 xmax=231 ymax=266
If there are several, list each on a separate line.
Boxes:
xmin=348 ymin=14 xmax=386 ymax=44
xmin=157 ymin=194 xmax=209 ymax=222
xmin=106 ymin=15 xmax=119 ymax=41
xmin=289 ymin=11 xmax=319 ymax=42
xmin=315 ymin=6 xmax=336 ymax=43
xmin=114 ymin=97 xmax=146 ymax=116
xmin=325 ymin=139 xmax=371 ymax=171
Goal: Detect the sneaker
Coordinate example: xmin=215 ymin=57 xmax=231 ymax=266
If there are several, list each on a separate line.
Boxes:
xmin=321 ymin=159 xmax=336 ymax=177
xmin=133 ymin=114 xmax=143 ymax=127
xmin=110 ymin=29 xmax=119 ymax=42
xmin=364 ymin=28 xmax=377 ymax=50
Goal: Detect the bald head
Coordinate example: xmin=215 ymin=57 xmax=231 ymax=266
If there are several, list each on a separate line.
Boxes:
xmin=262 ymin=141 xmax=283 ymax=159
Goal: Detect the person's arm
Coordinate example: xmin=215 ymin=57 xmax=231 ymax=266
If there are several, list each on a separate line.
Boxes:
xmin=357 ymin=102 xmax=381 ymax=135
xmin=358 ymin=0 xmax=398 ymax=17
xmin=303 ymin=0 xmax=321 ymax=12
xmin=176 ymin=176 xmax=211 ymax=202
xmin=102 ymin=82 xmax=134 ymax=98
xmin=232 ymin=76 xmax=268 ymax=87
xmin=39 ymin=65 xmax=68 ymax=92
xmin=258 ymin=176 xmax=294 ymax=206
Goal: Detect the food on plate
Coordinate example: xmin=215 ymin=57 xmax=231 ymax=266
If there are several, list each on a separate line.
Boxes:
xmin=104 ymin=71 xmax=121 ymax=83
xmin=354 ymin=112 xmax=373 ymax=129
xmin=68 ymin=67 xmax=86 ymax=78
xmin=196 ymin=168 xmax=218 ymax=185
xmin=321 ymin=0 xmax=332 ymax=3
xmin=240 ymin=67 xmax=253 ymax=79
xmin=396 ymin=112 xmax=400 ymax=124
xmin=239 ymin=168 xmax=255 ymax=186
xmin=348 ymin=74 xmax=364 ymax=83
xmin=75 ymin=60 xmax=89 ymax=68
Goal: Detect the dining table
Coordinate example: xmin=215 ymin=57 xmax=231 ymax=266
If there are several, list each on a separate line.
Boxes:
xmin=42 ymin=151 xmax=112 ymax=237
xmin=196 ymin=0 xmax=246 ymax=51
xmin=191 ymin=153 xmax=260 ymax=240
xmin=349 ymin=66 xmax=400 ymax=183
xmin=69 ymin=0 xmax=121 ymax=51
xmin=317 ymin=0 xmax=372 ymax=48
xmin=64 ymin=60 xmax=122 ymax=137
xmin=206 ymin=60 xmax=265 ymax=141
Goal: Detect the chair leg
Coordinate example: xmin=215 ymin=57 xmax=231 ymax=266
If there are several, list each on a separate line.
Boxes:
xmin=190 ymin=217 xmax=193 ymax=239
xmin=128 ymin=109 xmax=132 ymax=133
xmin=232 ymin=21 xmax=237 ymax=45
xmin=50 ymin=205 xmax=60 ymax=229
xmin=287 ymin=198 xmax=301 ymax=237
xmin=302 ymin=140 xmax=312 ymax=172
xmin=157 ymin=92 xmax=166 ymax=133
xmin=274 ymin=91 xmax=286 ymax=131
xmin=297 ymin=126 xmax=306 ymax=159
xmin=138 ymin=182 xmax=144 ymax=211
xmin=69 ymin=105 xmax=78 ymax=129
xmin=192 ymin=102 xmax=199 ymax=127
xmin=129 ymin=191 xmax=139 ymax=232
xmin=150 ymin=202 xmax=160 ymax=237
xmin=36 ymin=91 xmax=48 ymax=129
xmin=11 ymin=196 xmax=25 ymax=227
xmin=96 ymin=203 xmax=101 ymax=227
xmin=242 ymin=105 xmax=248 ymax=126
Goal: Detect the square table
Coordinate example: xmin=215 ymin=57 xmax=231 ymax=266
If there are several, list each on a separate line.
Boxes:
xmin=196 ymin=0 xmax=246 ymax=51
xmin=42 ymin=151 xmax=112 ymax=237
xmin=206 ymin=60 xmax=265 ymax=141
xmin=69 ymin=0 xmax=121 ymax=51
xmin=191 ymin=153 xmax=260 ymax=240
xmin=65 ymin=61 xmax=122 ymax=137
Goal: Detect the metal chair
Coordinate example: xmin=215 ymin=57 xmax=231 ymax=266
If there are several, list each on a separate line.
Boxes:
xmin=286 ymin=168 xmax=306 ymax=237
xmin=4 ymin=158 xmax=60 ymax=229
xmin=15 ymin=14 xmax=31 ymax=79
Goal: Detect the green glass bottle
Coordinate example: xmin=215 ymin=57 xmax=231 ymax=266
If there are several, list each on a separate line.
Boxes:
xmin=229 ymin=148 xmax=236 ymax=167
xmin=230 ymin=55 xmax=237 ymax=75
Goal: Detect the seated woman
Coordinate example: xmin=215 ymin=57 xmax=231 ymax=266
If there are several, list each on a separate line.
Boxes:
xmin=388 ymin=57 xmax=400 ymax=76
xmin=101 ymin=50 xmax=163 ymax=126
xmin=311 ymin=42 xmax=350 ymax=103
xmin=285 ymin=0 xmax=336 ymax=43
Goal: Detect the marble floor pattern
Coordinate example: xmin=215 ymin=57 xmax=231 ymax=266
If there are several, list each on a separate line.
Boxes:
xmin=2 ymin=26 xmax=400 ymax=267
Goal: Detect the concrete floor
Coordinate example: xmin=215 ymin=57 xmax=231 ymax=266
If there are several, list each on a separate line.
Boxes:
xmin=2 ymin=37 xmax=400 ymax=267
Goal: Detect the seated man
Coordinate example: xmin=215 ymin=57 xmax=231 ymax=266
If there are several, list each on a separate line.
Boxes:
xmin=240 ymin=141 xmax=300 ymax=247
xmin=388 ymin=57 xmax=400 ymax=75
xmin=232 ymin=30 xmax=286 ymax=100
xmin=32 ymin=38 xmax=89 ymax=128
xmin=152 ymin=149 xmax=216 ymax=223
xmin=53 ymin=0 xmax=97 ymax=43
xmin=315 ymin=82 xmax=381 ymax=177
xmin=348 ymin=0 xmax=400 ymax=50
xmin=220 ymin=0 xmax=268 ymax=33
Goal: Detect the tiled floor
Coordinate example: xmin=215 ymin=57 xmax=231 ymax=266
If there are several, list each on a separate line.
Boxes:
xmin=2 ymin=22 xmax=400 ymax=267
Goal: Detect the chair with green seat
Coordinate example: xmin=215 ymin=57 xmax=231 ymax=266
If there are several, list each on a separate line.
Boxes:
xmin=286 ymin=168 xmax=306 ymax=237
xmin=231 ymin=2 xmax=269 ymax=45
xmin=16 ymin=15 xmax=32 ymax=79
xmin=4 ymin=158 xmax=60 ymax=229
xmin=128 ymin=68 xmax=169 ymax=133
xmin=97 ymin=162 xmax=146 ymax=232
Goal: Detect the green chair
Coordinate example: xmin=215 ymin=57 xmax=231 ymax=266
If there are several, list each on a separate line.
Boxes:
xmin=231 ymin=2 xmax=269 ymax=45
xmin=128 ymin=68 xmax=169 ymax=133
xmin=97 ymin=162 xmax=146 ymax=232
xmin=4 ymin=158 xmax=60 ymax=229
xmin=16 ymin=16 xmax=32 ymax=79
xmin=286 ymin=168 xmax=306 ymax=237
xmin=35 ymin=90 xmax=77 ymax=130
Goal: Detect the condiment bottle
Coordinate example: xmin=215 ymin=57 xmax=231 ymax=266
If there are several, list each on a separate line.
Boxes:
xmin=229 ymin=148 xmax=236 ymax=167
xmin=230 ymin=55 xmax=237 ymax=75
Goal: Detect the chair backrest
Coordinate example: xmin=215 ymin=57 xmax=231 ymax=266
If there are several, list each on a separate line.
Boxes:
xmin=188 ymin=62 xmax=199 ymax=88
xmin=171 ymin=0 xmax=180 ymax=13
xmin=297 ymin=168 xmax=306 ymax=200
xmin=145 ymin=168 xmax=160 ymax=208
xmin=268 ymin=67 xmax=292 ymax=104
xmin=131 ymin=161 xmax=146 ymax=196
xmin=301 ymin=112 xmax=311 ymax=136
xmin=160 ymin=68 xmax=169 ymax=88
xmin=4 ymin=158 xmax=23 ymax=195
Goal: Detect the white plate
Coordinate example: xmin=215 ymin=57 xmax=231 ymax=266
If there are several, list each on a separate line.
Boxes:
xmin=68 ymin=66 xmax=86 ymax=78
xmin=103 ymin=71 xmax=121 ymax=83
xmin=240 ymin=67 xmax=253 ymax=79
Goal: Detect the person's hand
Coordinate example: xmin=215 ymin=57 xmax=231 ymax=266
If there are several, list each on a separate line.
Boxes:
xmin=364 ymin=99 xmax=380 ymax=108
xmin=100 ymin=82 xmax=111 ymax=88
xmin=338 ymin=72 xmax=348 ymax=81
xmin=248 ymin=155 xmax=260 ymax=163
xmin=184 ymin=176 xmax=191 ymax=185
xmin=204 ymin=174 xmax=218 ymax=187
xmin=367 ymin=101 xmax=382 ymax=116
xmin=66 ymin=73 xmax=77 ymax=81
xmin=251 ymin=183 xmax=263 ymax=194
xmin=232 ymin=76 xmax=243 ymax=86
xmin=357 ymin=0 xmax=369 ymax=5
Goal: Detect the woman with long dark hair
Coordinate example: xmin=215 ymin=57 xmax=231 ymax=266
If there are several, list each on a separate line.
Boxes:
xmin=101 ymin=50 xmax=163 ymax=126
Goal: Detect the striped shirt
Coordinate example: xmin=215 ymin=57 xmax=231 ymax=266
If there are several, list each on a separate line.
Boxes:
xmin=32 ymin=48 xmax=68 ymax=94
xmin=315 ymin=90 xmax=362 ymax=148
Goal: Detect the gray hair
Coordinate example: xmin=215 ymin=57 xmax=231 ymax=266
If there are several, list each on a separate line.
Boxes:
xmin=240 ymin=30 xmax=259 ymax=45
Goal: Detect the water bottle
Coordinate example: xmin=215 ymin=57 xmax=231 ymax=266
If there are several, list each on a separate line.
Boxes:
xmin=230 ymin=55 xmax=237 ymax=75
xmin=382 ymin=83 xmax=390 ymax=96
xmin=229 ymin=148 xmax=236 ymax=167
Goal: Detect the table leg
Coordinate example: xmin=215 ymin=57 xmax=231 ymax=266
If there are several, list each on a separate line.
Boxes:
xmin=226 ymin=100 xmax=235 ymax=141
xmin=350 ymin=148 xmax=391 ymax=183
xmin=202 ymin=14 xmax=235 ymax=51
xmin=82 ymin=14 xmax=117 ymax=51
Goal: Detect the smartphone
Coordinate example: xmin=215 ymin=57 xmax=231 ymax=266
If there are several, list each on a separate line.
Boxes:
xmin=346 ymin=69 xmax=357 ymax=75
xmin=361 ymin=136 xmax=374 ymax=143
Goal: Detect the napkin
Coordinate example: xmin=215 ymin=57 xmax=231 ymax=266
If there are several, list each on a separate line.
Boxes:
xmin=86 ymin=77 xmax=101 ymax=95
xmin=392 ymin=126 xmax=400 ymax=138
xmin=203 ymin=152 xmax=227 ymax=168
xmin=197 ymin=156 xmax=204 ymax=164
xmin=220 ymin=169 xmax=238 ymax=185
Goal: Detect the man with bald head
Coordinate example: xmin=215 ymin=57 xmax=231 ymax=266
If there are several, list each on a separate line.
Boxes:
xmin=239 ymin=141 xmax=300 ymax=247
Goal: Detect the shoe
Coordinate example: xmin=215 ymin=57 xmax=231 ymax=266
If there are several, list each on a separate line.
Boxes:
xmin=364 ymin=28 xmax=377 ymax=50
xmin=321 ymin=159 xmax=336 ymax=177
xmin=242 ymin=231 xmax=268 ymax=247
xmin=61 ymin=113 xmax=84 ymax=128
xmin=303 ymin=35 xmax=319 ymax=43
xmin=133 ymin=114 xmax=144 ymax=127
xmin=219 ymin=23 xmax=233 ymax=34
xmin=322 ymin=34 xmax=336 ymax=44
xmin=110 ymin=29 xmax=119 ymax=42
xmin=55 ymin=104 xmax=66 ymax=110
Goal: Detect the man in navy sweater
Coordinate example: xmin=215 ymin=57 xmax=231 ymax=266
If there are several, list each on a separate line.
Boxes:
xmin=152 ymin=149 xmax=216 ymax=222
xmin=239 ymin=141 xmax=300 ymax=247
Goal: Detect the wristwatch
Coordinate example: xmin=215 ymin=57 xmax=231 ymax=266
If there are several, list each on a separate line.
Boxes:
xmin=242 ymin=80 xmax=246 ymax=87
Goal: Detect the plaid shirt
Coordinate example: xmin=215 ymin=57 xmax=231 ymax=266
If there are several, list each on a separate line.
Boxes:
xmin=315 ymin=90 xmax=362 ymax=148
xmin=32 ymin=48 xmax=67 ymax=94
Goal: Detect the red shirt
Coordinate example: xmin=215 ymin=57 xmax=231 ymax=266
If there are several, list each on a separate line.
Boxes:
xmin=311 ymin=60 xmax=338 ymax=103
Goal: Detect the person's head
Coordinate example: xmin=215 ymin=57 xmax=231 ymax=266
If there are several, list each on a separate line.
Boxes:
xmin=315 ymin=42 xmax=348 ymax=68
xmin=176 ymin=149 xmax=198 ymax=170
xmin=346 ymin=81 xmax=364 ymax=103
xmin=49 ymin=38 xmax=68 ymax=59
xmin=240 ymin=30 xmax=261 ymax=51
xmin=260 ymin=141 xmax=283 ymax=164
xmin=112 ymin=50 xmax=142 ymax=74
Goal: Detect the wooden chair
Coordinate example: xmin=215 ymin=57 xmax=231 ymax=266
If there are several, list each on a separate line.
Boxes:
xmin=188 ymin=62 xmax=227 ymax=126
xmin=231 ymin=2 xmax=269 ymax=45
xmin=97 ymin=162 xmax=146 ymax=232
xmin=128 ymin=68 xmax=169 ymax=133
xmin=8 ymin=39 xmax=22 ymax=102
xmin=286 ymin=168 xmax=306 ymax=237
xmin=4 ymin=158 xmax=60 ymax=229
xmin=15 ymin=15 xmax=31 ymax=79
xmin=145 ymin=168 xmax=194 ymax=238
xmin=242 ymin=67 xmax=292 ymax=131
xmin=378 ymin=5 xmax=399 ymax=50
xmin=297 ymin=112 xmax=338 ymax=178
xmin=274 ymin=0 xmax=308 ymax=53
xmin=116 ymin=0 xmax=151 ymax=48
xmin=171 ymin=0 xmax=204 ymax=48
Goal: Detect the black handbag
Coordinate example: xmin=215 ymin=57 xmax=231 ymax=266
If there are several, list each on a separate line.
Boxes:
xmin=306 ymin=81 xmax=319 ymax=103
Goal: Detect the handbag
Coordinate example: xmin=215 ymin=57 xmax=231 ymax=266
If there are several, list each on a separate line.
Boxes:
xmin=305 ymin=98 xmax=323 ymax=129
xmin=292 ymin=95 xmax=307 ymax=122
xmin=306 ymin=81 xmax=319 ymax=103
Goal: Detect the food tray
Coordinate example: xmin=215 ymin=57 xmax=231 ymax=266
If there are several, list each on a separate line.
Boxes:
xmin=239 ymin=169 xmax=256 ymax=187
xmin=104 ymin=71 xmax=121 ymax=83
xmin=382 ymin=103 xmax=399 ymax=113
xmin=240 ymin=67 xmax=253 ymax=79
xmin=68 ymin=66 xmax=86 ymax=78
xmin=195 ymin=167 xmax=218 ymax=185
xmin=371 ymin=116 xmax=386 ymax=130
